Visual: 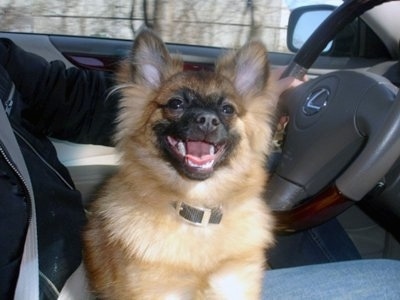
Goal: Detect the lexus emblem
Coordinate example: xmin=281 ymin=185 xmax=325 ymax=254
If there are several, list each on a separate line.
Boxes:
xmin=303 ymin=88 xmax=330 ymax=116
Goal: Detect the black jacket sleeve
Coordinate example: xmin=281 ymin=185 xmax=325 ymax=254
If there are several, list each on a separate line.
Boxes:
xmin=0 ymin=38 xmax=119 ymax=146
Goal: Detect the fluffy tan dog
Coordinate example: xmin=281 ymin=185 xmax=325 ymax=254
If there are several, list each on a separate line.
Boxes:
xmin=83 ymin=29 xmax=276 ymax=299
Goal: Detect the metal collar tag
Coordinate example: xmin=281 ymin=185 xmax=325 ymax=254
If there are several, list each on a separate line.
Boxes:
xmin=174 ymin=201 xmax=223 ymax=226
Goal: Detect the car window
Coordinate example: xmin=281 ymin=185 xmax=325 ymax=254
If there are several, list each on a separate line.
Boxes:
xmin=0 ymin=0 xmax=341 ymax=53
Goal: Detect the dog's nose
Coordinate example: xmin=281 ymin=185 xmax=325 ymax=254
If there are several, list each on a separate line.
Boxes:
xmin=196 ymin=112 xmax=220 ymax=132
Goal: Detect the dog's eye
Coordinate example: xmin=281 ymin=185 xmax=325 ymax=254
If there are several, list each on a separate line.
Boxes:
xmin=221 ymin=104 xmax=235 ymax=115
xmin=166 ymin=98 xmax=185 ymax=110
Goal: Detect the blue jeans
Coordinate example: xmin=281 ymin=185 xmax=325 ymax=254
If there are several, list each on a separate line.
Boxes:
xmin=268 ymin=218 xmax=361 ymax=268
xmin=262 ymin=259 xmax=400 ymax=299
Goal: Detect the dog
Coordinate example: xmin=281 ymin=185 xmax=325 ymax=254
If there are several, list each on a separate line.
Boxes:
xmin=83 ymin=29 xmax=277 ymax=299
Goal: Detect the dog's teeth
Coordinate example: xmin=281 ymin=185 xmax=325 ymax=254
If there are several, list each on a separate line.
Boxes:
xmin=177 ymin=141 xmax=186 ymax=156
xmin=202 ymin=160 xmax=214 ymax=169
xmin=188 ymin=159 xmax=214 ymax=169
xmin=210 ymin=145 xmax=215 ymax=155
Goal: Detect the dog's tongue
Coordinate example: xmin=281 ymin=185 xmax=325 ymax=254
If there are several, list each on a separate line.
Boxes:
xmin=185 ymin=141 xmax=215 ymax=168
xmin=186 ymin=141 xmax=212 ymax=157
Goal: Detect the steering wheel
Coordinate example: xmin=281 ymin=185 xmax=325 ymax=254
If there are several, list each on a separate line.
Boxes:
xmin=267 ymin=0 xmax=400 ymax=231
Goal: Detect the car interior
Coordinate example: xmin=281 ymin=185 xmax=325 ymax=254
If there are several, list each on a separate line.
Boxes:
xmin=1 ymin=0 xmax=400 ymax=266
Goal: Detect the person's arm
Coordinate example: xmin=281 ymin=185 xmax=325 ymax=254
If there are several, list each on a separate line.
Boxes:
xmin=0 ymin=38 xmax=118 ymax=146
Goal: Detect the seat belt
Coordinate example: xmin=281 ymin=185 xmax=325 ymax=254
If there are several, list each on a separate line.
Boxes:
xmin=0 ymin=81 xmax=39 ymax=300
xmin=1 ymin=69 xmax=93 ymax=300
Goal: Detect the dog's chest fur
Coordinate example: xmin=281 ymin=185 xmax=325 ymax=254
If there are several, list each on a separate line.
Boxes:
xmin=97 ymin=187 xmax=272 ymax=272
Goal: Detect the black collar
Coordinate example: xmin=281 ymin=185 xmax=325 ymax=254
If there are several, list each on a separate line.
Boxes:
xmin=174 ymin=201 xmax=223 ymax=226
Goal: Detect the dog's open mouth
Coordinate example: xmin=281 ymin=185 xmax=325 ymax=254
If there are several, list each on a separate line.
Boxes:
xmin=166 ymin=136 xmax=225 ymax=179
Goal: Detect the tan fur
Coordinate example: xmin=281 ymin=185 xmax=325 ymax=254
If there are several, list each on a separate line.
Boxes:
xmin=83 ymin=29 xmax=277 ymax=299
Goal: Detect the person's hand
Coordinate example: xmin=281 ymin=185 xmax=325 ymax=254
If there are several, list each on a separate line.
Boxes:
xmin=271 ymin=67 xmax=306 ymax=96
xmin=270 ymin=67 xmax=307 ymax=148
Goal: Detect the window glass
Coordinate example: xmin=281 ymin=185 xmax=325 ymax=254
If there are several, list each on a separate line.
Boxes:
xmin=0 ymin=0 xmax=340 ymax=52
xmin=1 ymin=0 xmax=292 ymax=51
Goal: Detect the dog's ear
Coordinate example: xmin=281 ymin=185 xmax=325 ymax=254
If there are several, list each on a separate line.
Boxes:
xmin=126 ymin=29 xmax=181 ymax=88
xmin=216 ymin=41 xmax=270 ymax=96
